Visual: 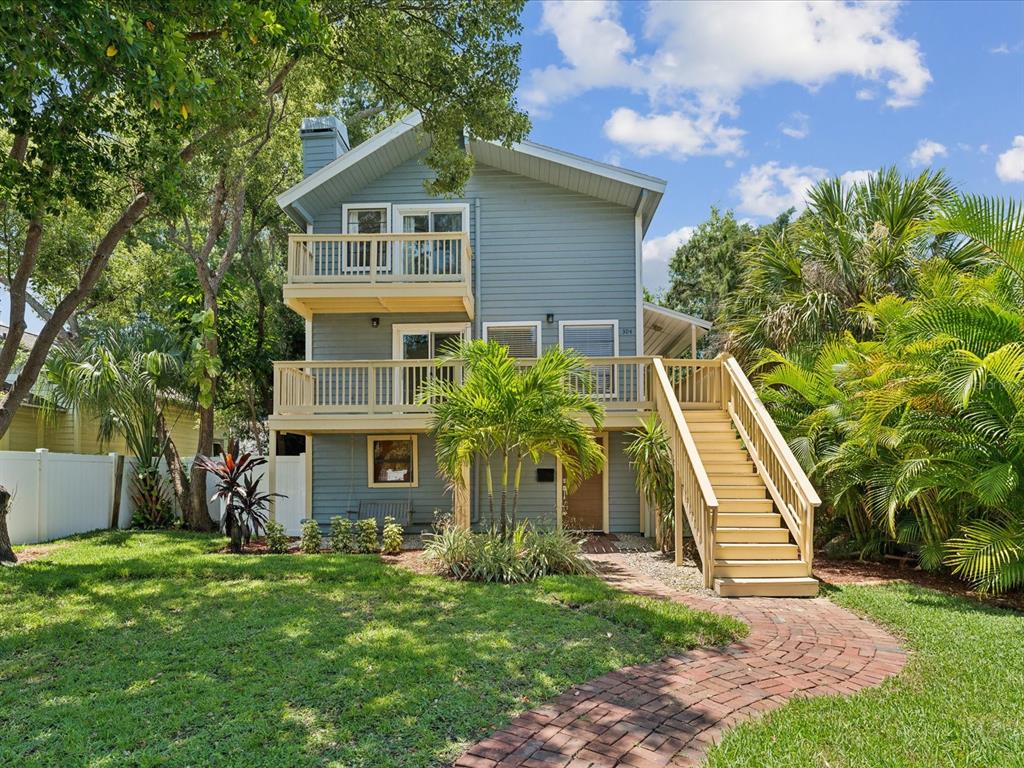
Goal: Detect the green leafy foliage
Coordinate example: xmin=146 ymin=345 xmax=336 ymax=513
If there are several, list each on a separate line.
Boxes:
xmin=424 ymin=520 xmax=594 ymax=583
xmin=421 ymin=340 xmax=605 ymax=537
xmin=727 ymin=174 xmax=1024 ymax=592
xmin=129 ymin=467 xmax=175 ymax=530
xmin=625 ymin=415 xmax=675 ymax=551
xmin=195 ymin=452 xmax=278 ymax=553
xmin=356 ymin=518 xmax=379 ymax=554
xmin=299 ymin=519 xmax=321 ymax=555
xmin=329 ymin=516 xmax=355 ymax=554
xmin=263 ymin=521 xmax=289 ymax=554
xmin=381 ymin=516 xmax=403 ymax=556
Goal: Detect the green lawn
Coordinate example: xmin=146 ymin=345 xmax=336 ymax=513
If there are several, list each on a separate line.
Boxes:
xmin=0 ymin=531 xmax=740 ymax=767
xmin=706 ymin=583 xmax=1024 ymax=768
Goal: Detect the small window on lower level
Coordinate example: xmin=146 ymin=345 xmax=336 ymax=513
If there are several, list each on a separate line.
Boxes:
xmin=367 ymin=435 xmax=418 ymax=488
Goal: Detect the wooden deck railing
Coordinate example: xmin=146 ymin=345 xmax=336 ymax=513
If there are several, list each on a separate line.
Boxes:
xmin=661 ymin=358 xmax=723 ymax=408
xmin=287 ymin=232 xmax=472 ymax=284
xmin=652 ymin=358 xmax=719 ymax=587
xmin=273 ymin=357 xmax=652 ymax=416
xmin=721 ymin=355 xmax=821 ymax=568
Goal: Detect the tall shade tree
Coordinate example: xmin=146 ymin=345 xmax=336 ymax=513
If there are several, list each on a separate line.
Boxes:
xmin=0 ymin=1 xmax=530 ymax=535
xmin=421 ymin=340 xmax=605 ymax=538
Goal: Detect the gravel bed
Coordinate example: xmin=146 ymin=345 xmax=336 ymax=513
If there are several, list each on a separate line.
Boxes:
xmin=614 ymin=545 xmax=715 ymax=597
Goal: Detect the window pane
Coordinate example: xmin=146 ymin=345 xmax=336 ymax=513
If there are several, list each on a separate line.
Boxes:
xmin=562 ymin=324 xmax=615 ymax=356
xmin=431 ymin=212 xmax=463 ymax=232
xmin=403 ymin=214 xmax=429 ymax=233
xmin=487 ymin=325 xmax=538 ymax=358
xmin=432 ymin=331 xmax=462 ymax=357
xmin=372 ymin=439 xmax=413 ymax=484
xmin=347 ymin=208 xmax=386 ymax=234
xmin=402 ymin=333 xmax=430 ymax=360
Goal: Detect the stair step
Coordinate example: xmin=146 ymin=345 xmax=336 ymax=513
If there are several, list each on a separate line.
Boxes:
xmin=718 ymin=499 xmax=774 ymax=513
xmin=683 ymin=411 xmax=732 ymax=422
xmin=715 ymin=576 xmax=819 ymax=598
xmin=716 ymin=511 xmax=781 ymax=527
xmin=714 ymin=542 xmax=799 ymax=560
xmin=714 ymin=559 xmax=809 ymax=578
xmin=703 ymin=461 xmax=755 ymax=475
xmin=709 ymin=473 xmax=763 ymax=487
xmin=715 ymin=526 xmax=791 ymax=543
xmin=692 ymin=435 xmax=745 ymax=449
xmin=714 ymin=485 xmax=768 ymax=499
xmin=687 ymin=421 xmax=736 ymax=433
xmin=699 ymin=448 xmax=751 ymax=461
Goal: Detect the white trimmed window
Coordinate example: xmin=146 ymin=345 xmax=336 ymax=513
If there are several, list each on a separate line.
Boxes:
xmin=559 ymin=321 xmax=619 ymax=397
xmin=483 ymin=321 xmax=542 ymax=359
xmin=559 ymin=321 xmax=618 ymax=357
xmin=367 ymin=435 xmax=418 ymax=488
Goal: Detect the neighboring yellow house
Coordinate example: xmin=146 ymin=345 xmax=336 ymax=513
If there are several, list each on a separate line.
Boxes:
xmin=0 ymin=399 xmax=220 ymax=457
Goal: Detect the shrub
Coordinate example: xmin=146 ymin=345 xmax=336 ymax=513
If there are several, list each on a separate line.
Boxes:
xmin=381 ymin=516 xmax=403 ymax=555
xmin=357 ymin=518 xmax=379 ymax=553
xmin=329 ymin=516 xmax=355 ymax=553
xmin=424 ymin=520 xmax=593 ymax=583
xmin=129 ymin=466 xmax=175 ymax=530
xmin=264 ymin=521 xmax=289 ymax=554
xmin=299 ymin=519 xmax=322 ymax=554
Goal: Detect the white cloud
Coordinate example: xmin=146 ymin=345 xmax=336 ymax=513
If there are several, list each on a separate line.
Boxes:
xmin=990 ymin=43 xmax=1010 ymax=54
xmin=909 ymin=139 xmax=948 ymax=167
xmin=642 ymin=226 xmax=695 ymax=291
xmin=980 ymin=144 xmax=990 ymax=154
xmin=735 ymin=162 xmax=827 ymax=218
xmin=996 ymin=136 xmax=1024 ymax=182
xmin=603 ymin=108 xmax=744 ymax=158
xmin=780 ymin=112 xmax=810 ymax=140
xmin=855 ymin=88 xmax=876 ymax=101
xmin=523 ymin=1 xmax=930 ymax=160
xmin=840 ymin=169 xmax=874 ymax=187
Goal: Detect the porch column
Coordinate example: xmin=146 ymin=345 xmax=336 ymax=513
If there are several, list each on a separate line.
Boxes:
xmin=673 ymin=474 xmax=684 ymax=566
xmin=454 ymin=462 xmax=471 ymax=529
xmin=268 ymin=429 xmax=278 ymax=522
xmin=690 ymin=324 xmax=697 ymax=358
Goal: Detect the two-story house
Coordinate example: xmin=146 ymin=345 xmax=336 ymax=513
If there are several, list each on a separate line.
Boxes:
xmin=269 ymin=113 xmax=821 ymax=597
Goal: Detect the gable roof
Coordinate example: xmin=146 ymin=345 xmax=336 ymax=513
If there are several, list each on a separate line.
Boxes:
xmin=277 ymin=113 xmax=666 ymax=233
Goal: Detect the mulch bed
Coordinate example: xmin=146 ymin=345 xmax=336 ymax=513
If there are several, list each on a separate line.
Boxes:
xmin=380 ymin=549 xmax=438 ymax=575
xmin=8 ymin=543 xmax=68 ymax=564
xmin=814 ymin=555 xmax=1024 ymax=612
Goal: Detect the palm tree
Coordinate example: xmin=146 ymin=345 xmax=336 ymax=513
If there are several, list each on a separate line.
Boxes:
xmin=421 ymin=340 xmax=606 ymax=538
xmin=44 ymin=322 xmax=198 ymax=528
xmin=722 ymin=167 xmax=956 ymax=362
xmin=624 ymin=415 xmax=674 ymax=551
xmin=755 ymin=194 xmax=1024 ymax=591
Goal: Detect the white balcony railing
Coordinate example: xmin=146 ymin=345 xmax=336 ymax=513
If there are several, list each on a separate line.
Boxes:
xmin=287 ymin=232 xmax=471 ymax=284
xmin=273 ymin=357 xmax=662 ymax=417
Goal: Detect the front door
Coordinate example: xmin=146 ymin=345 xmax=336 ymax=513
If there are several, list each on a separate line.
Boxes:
xmin=562 ymin=435 xmax=605 ymax=531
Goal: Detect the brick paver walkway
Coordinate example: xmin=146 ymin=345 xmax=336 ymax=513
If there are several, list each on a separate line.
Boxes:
xmin=455 ymin=553 xmax=907 ymax=768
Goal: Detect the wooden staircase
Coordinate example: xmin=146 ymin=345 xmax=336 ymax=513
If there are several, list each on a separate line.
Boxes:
xmin=686 ymin=411 xmax=818 ymax=597
xmin=652 ymin=356 xmax=821 ymax=598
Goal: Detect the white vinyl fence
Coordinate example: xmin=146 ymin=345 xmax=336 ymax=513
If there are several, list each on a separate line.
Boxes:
xmin=4 ymin=449 xmax=306 ymax=546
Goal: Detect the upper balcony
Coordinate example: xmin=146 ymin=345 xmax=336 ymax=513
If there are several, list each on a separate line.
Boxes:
xmin=283 ymin=233 xmax=474 ymax=318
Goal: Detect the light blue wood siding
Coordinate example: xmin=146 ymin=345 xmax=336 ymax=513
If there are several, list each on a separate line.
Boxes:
xmin=305 ymin=151 xmax=642 ymax=533
xmin=312 ymin=433 xmax=452 ymax=528
xmin=608 ymin=431 xmax=642 ymax=533
xmin=309 ymin=154 xmax=638 ymax=353
xmin=312 ymin=313 xmax=469 ymax=360
xmin=301 ymin=132 xmax=345 ymax=177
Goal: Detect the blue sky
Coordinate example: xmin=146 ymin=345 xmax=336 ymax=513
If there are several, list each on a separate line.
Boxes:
xmin=514 ymin=0 xmax=1024 ymax=293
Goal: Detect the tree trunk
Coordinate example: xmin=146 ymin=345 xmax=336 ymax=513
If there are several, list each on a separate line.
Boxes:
xmin=187 ymin=285 xmax=220 ymax=532
xmin=157 ymin=411 xmax=195 ymax=527
xmin=0 ymin=487 xmax=16 ymax=564
xmin=227 ymin=511 xmax=243 ymax=553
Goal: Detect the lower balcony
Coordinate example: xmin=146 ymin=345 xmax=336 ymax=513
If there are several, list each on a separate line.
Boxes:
xmin=270 ymin=357 xmax=722 ymax=432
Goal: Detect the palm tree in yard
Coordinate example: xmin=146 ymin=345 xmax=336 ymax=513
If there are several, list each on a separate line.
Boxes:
xmin=421 ymin=340 xmax=606 ymax=538
xmin=722 ymin=167 xmax=957 ymax=361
